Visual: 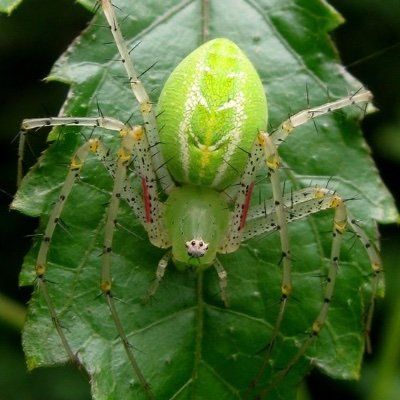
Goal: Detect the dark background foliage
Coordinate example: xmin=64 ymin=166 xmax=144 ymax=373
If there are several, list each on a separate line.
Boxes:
xmin=0 ymin=0 xmax=399 ymax=399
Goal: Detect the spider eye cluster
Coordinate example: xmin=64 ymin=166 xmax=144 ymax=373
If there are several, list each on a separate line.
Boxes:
xmin=185 ymin=239 xmax=209 ymax=258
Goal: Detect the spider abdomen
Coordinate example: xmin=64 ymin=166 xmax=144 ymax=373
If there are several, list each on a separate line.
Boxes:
xmin=158 ymin=38 xmax=268 ymax=190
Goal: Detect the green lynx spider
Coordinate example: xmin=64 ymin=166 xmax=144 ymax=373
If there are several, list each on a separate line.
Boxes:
xmin=17 ymin=1 xmax=382 ymax=398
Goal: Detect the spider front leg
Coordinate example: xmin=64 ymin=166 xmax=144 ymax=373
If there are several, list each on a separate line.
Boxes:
xmin=270 ymin=89 xmax=373 ymax=146
xmin=18 ymin=116 xmax=126 ymax=187
xmin=19 ymin=115 xmax=168 ymax=248
xmin=100 ymin=0 xmax=175 ymax=193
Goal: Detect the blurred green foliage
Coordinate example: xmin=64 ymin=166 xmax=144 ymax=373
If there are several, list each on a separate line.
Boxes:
xmin=0 ymin=0 xmax=399 ymax=399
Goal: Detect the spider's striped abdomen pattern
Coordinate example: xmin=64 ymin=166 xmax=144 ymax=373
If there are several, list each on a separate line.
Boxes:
xmin=158 ymin=38 xmax=267 ymax=189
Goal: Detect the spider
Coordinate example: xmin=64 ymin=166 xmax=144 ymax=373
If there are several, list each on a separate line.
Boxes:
xmin=14 ymin=1 xmax=386 ymax=399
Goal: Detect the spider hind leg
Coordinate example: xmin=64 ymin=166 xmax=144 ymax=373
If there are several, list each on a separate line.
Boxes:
xmin=242 ymin=187 xmax=381 ymax=397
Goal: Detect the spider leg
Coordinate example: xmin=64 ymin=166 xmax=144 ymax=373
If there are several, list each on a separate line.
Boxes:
xmin=125 ymin=124 xmax=169 ymax=248
xmin=100 ymin=126 xmax=154 ymax=399
xmin=22 ymin=118 xmax=168 ymax=397
xmin=220 ymin=141 xmax=263 ymax=253
xmin=221 ymin=131 xmax=293 ymax=394
xmin=243 ymin=187 xmax=343 ymax=239
xmin=19 ymin=116 xmax=169 ymax=247
xmin=241 ymin=187 xmax=381 ymax=397
xmin=18 ymin=116 xmax=126 ymax=187
xmin=270 ymin=90 xmax=373 ymax=147
xmin=93 ymin=128 xmax=169 ymax=247
xmin=214 ymin=258 xmax=229 ymax=307
xmin=92 ymin=140 xmax=147 ymax=227
xmin=259 ymin=193 xmax=347 ymax=398
xmin=347 ymin=215 xmax=382 ymax=353
xmin=33 ymin=137 xmax=104 ymax=366
xmin=144 ymin=250 xmax=172 ymax=301
xmin=100 ymin=0 xmax=175 ymax=193
xmin=246 ymin=132 xmax=293 ymax=388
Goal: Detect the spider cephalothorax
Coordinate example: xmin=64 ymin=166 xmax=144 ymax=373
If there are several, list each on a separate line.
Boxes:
xmin=165 ymin=185 xmax=229 ymax=268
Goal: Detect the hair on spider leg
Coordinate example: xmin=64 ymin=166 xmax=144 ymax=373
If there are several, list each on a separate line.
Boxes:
xmin=324 ymin=86 xmax=333 ymax=102
xmin=38 ymin=275 xmax=60 ymax=286
xmin=128 ymin=40 xmax=142 ymax=55
xmin=253 ymin=174 xmax=270 ymax=187
xmin=137 ymin=61 xmax=159 ymax=79
xmin=304 ymin=81 xmax=311 ymax=109
xmin=114 ymin=221 xmax=143 ymax=240
xmin=248 ymin=228 xmax=279 ymax=245
xmin=350 ymin=86 xmax=368 ymax=99
xmin=343 ymin=230 xmax=361 ymax=254
xmin=122 ymin=110 xmax=136 ymax=127
xmin=155 ymin=155 xmax=175 ymax=173
xmin=91 ymin=22 xmax=112 ymax=29
xmin=277 ymin=251 xmax=296 ymax=267
xmin=94 ymin=97 xmax=105 ymax=119
xmin=323 ymin=176 xmax=336 ymax=190
xmin=235 ymin=144 xmax=252 ymax=156
xmin=108 ymin=326 xmax=144 ymax=353
xmin=306 ymin=270 xmax=330 ymax=280
xmin=222 ymin=157 xmax=240 ymax=174
xmin=155 ymin=109 xmax=165 ymax=119
xmin=55 ymin=217 xmax=73 ymax=238
xmin=157 ymin=124 xmax=166 ymax=134
xmin=92 ymin=0 xmax=100 ymax=12
xmin=281 ymin=179 xmax=288 ymax=198
xmin=221 ymin=191 xmax=234 ymax=204
xmin=24 ymin=232 xmax=44 ymax=241
xmin=108 ymin=290 xmax=130 ymax=305
xmin=311 ymin=117 xmax=320 ymax=135
xmin=147 ymin=140 xmax=168 ymax=150
xmin=149 ymin=149 xmax=162 ymax=160
xmin=343 ymin=195 xmax=362 ymax=203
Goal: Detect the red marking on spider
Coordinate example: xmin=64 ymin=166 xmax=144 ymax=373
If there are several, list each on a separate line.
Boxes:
xmin=141 ymin=177 xmax=152 ymax=223
xmin=239 ymin=181 xmax=255 ymax=230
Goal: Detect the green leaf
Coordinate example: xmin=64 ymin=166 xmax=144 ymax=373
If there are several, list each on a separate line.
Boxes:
xmin=0 ymin=0 xmax=22 ymax=14
xmin=12 ymin=0 xmax=398 ymax=399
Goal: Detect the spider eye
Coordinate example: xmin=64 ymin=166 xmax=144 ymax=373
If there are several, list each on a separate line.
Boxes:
xmin=191 ymin=241 xmax=196 ymax=246
xmin=199 ymin=242 xmax=203 ymax=247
